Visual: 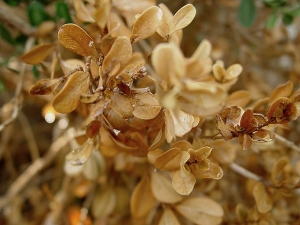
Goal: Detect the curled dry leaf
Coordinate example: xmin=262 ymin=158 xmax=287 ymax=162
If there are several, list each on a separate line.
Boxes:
xmin=52 ymin=71 xmax=89 ymax=113
xmin=159 ymin=207 xmax=181 ymax=225
xmin=252 ymin=182 xmax=273 ymax=213
xmin=151 ymin=171 xmax=183 ymax=204
xmin=29 ymin=78 xmax=61 ymax=95
xmin=170 ymin=4 xmax=196 ymax=34
xmin=58 ymin=23 xmax=99 ymax=59
xmin=130 ymin=173 xmax=156 ymax=218
xmin=86 ymin=120 xmax=101 ymax=138
xmin=175 ymin=197 xmax=224 ymax=225
xmin=21 ymin=43 xmax=56 ymax=64
xmin=267 ymin=97 xmax=297 ymax=123
xmin=131 ymin=6 xmax=163 ymax=43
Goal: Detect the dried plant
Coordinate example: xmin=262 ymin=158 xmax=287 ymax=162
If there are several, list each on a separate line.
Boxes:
xmin=1 ymin=0 xmax=300 ymax=224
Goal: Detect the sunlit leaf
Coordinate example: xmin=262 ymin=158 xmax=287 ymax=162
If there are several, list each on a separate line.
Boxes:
xmin=52 ymin=71 xmax=89 ymax=113
xmin=58 ymin=23 xmax=99 ymax=58
xmin=175 ymin=197 xmax=224 ymax=225
xmin=170 ymin=4 xmax=196 ymax=34
xmin=131 ymin=6 xmax=163 ymax=43
xmin=21 ymin=43 xmax=56 ymax=64
xmin=131 ymin=173 xmax=156 ymax=218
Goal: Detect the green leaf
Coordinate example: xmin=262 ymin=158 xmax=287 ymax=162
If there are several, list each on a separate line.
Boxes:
xmin=32 ymin=65 xmax=40 ymax=79
xmin=4 ymin=0 xmax=21 ymax=6
xmin=0 ymin=76 xmax=5 ymax=92
xmin=265 ymin=11 xmax=278 ymax=29
xmin=0 ymin=24 xmax=16 ymax=45
xmin=263 ymin=0 xmax=287 ymax=7
xmin=55 ymin=1 xmax=72 ymax=23
xmin=28 ymin=1 xmax=47 ymax=26
xmin=282 ymin=13 xmax=294 ymax=25
xmin=238 ymin=0 xmax=256 ymax=27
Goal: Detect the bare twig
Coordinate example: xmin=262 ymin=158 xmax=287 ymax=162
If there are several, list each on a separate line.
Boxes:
xmin=229 ymin=162 xmax=264 ymax=182
xmin=0 ymin=128 xmax=75 ymax=209
xmin=275 ymin=133 xmax=300 ymax=153
xmin=0 ymin=37 xmax=35 ymax=133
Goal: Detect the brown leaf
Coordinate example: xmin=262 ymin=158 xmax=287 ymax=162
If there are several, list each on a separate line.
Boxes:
xmin=238 ymin=134 xmax=252 ymax=150
xmin=94 ymin=0 xmax=111 ymax=29
xmin=102 ymin=36 xmax=132 ymax=75
xmin=29 ymin=78 xmax=61 ymax=95
xmin=151 ymin=171 xmax=183 ymax=204
xmin=159 ymin=207 xmax=181 ymax=225
xmin=154 ymin=148 xmax=182 ymax=170
xmin=58 ymin=24 xmax=99 ymax=59
xmin=133 ymin=92 xmax=162 ymax=120
xmin=131 ymin=6 xmax=163 ymax=43
xmin=267 ymin=97 xmax=297 ymax=123
xmin=109 ymin=93 xmax=134 ymax=119
xmin=216 ymin=115 xmax=234 ymax=141
xmin=175 ymin=197 xmax=224 ymax=225
xmin=269 ymin=81 xmax=293 ymax=104
xmin=86 ymin=120 xmax=101 ymax=138
xmin=21 ymin=43 xmax=56 ymax=64
xmin=252 ymin=182 xmax=273 ymax=213
xmin=52 ymin=71 xmax=89 ymax=113
xmin=130 ymin=173 xmax=156 ymax=218
xmin=170 ymin=4 xmax=196 ymax=34
xmin=240 ymin=109 xmax=257 ymax=133
xmin=271 ymin=157 xmax=288 ymax=186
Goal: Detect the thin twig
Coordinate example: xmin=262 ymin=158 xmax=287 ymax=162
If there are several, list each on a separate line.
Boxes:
xmin=275 ymin=133 xmax=300 ymax=153
xmin=0 ymin=37 xmax=35 ymax=133
xmin=0 ymin=128 xmax=75 ymax=209
xmin=229 ymin=162 xmax=263 ymax=182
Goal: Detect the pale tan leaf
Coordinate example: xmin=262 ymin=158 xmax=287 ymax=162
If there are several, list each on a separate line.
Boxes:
xmin=225 ymin=64 xmax=242 ymax=80
xmin=29 ymin=78 xmax=61 ymax=95
xmin=154 ymin=148 xmax=182 ymax=170
xmin=83 ymin=150 xmax=105 ymax=180
xmin=102 ymin=36 xmax=132 ymax=74
xmin=130 ymin=173 xmax=156 ymax=218
xmin=152 ymin=43 xmax=185 ymax=84
xmin=109 ymin=93 xmax=134 ymax=119
xmin=226 ymin=90 xmax=251 ymax=107
xmin=94 ymin=0 xmax=111 ymax=29
xmin=149 ymin=129 xmax=165 ymax=151
xmin=172 ymin=169 xmax=196 ymax=195
xmin=131 ymin=6 xmax=163 ymax=43
xmin=170 ymin=4 xmax=196 ymax=34
xmin=158 ymin=208 xmax=181 ymax=225
xmin=151 ymin=171 xmax=183 ymax=204
xmin=191 ymin=39 xmax=211 ymax=61
xmin=73 ymin=0 xmax=95 ymax=23
xmin=269 ymin=81 xmax=293 ymax=104
xmin=133 ymin=92 xmax=162 ymax=119
xmin=52 ymin=71 xmax=89 ymax=113
xmin=192 ymin=161 xmax=223 ymax=179
xmin=252 ymin=182 xmax=273 ymax=213
xmin=91 ymin=188 xmax=116 ymax=218
xmin=58 ymin=24 xmax=98 ymax=58
xmin=66 ymin=139 xmax=94 ymax=166
xmin=21 ymin=43 xmax=56 ymax=64
xmin=60 ymin=58 xmax=85 ymax=76
xmin=175 ymin=197 xmax=224 ymax=225
xmin=148 ymin=149 xmax=164 ymax=164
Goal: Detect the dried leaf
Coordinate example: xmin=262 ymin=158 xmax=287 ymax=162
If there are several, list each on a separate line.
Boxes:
xmin=21 ymin=43 xmax=56 ymax=64
xmin=191 ymin=39 xmax=211 ymax=61
xmin=148 ymin=149 xmax=164 ymax=164
xmin=86 ymin=120 xmax=101 ymax=138
xmin=29 ymin=78 xmax=61 ymax=95
xmin=240 ymin=109 xmax=257 ymax=133
xmin=271 ymin=157 xmax=288 ymax=186
xmin=58 ymin=24 xmax=99 ymax=58
xmin=170 ymin=4 xmax=196 ymax=34
xmin=151 ymin=171 xmax=183 ymax=204
xmin=109 ymin=93 xmax=134 ymax=119
xmin=66 ymin=139 xmax=94 ymax=166
xmin=172 ymin=169 xmax=196 ymax=195
xmin=175 ymin=197 xmax=224 ymax=225
xmin=252 ymin=182 xmax=273 ymax=213
xmin=102 ymin=36 xmax=132 ymax=75
xmin=267 ymin=97 xmax=297 ymax=123
xmin=52 ymin=71 xmax=89 ymax=113
xmin=225 ymin=64 xmax=243 ymax=80
xmin=269 ymin=81 xmax=293 ymax=104
xmin=226 ymin=90 xmax=251 ymax=107
xmin=94 ymin=0 xmax=111 ymax=29
xmin=133 ymin=92 xmax=162 ymax=120
xmin=91 ymin=188 xmax=116 ymax=218
xmin=191 ymin=161 xmax=223 ymax=179
xmin=238 ymin=134 xmax=252 ymax=150
xmin=131 ymin=6 xmax=163 ymax=43
xmin=130 ymin=173 xmax=156 ymax=218
xmin=83 ymin=150 xmax=105 ymax=180
xmin=159 ymin=208 xmax=181 ymax=225
xmin=154 ymin=148 xmax=182 ymax=170
xmin=73 ymin=0 xmax=95 ymax=23
xmin=149 ymin=129 xmax=165 ymax=151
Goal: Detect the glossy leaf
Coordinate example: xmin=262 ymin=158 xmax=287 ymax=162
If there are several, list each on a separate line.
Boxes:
xmin=21 ymin=43 xmax=56 ymax=65
xmin=58 ymin=24 xmax=99 ymax=58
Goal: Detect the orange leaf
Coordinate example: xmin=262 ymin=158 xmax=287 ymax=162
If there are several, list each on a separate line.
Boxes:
xmin=58 ymin=24 xmax=99 ymax=59
xmin=52 ymin=71 xmax=89 ymax=113
xmin=21 ymin=43 xmax=56 ymax=64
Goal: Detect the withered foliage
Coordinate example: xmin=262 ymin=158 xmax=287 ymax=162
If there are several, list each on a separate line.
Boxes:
xmin=1 ymin=0 xmax=300 ymax=224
